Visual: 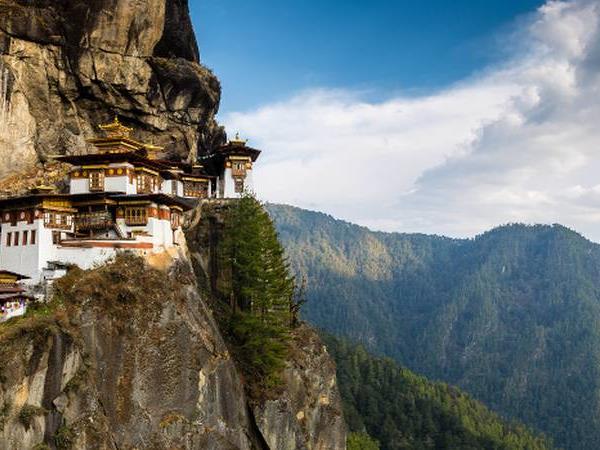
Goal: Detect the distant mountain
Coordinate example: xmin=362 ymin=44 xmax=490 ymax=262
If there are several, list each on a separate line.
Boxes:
xmin=268 ymin=203 xmax=600 ymax=450
xmin=324 ymin=334 xmax=553 ymax=450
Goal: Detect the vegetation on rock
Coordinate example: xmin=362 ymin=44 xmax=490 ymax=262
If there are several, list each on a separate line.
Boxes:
xmin=326 ymin=335 xmax=553 ymax=450
xmin=347 ymin=432 xmax=381 ymax=450
xmin=18 ymin=405 xmax=47 ymax=429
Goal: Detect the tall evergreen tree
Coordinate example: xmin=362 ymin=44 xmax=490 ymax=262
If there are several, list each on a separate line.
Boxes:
xmin=220 ymin=195 xmax=296 ymax=390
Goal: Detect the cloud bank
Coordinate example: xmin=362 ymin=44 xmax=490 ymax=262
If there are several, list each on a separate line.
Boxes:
xmin=224 ymin=0 xmax=600 ymax=241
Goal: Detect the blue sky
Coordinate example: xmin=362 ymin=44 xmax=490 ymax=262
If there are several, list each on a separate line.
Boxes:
xmin=191 ymin=0 xmax=545 ymax=113
xmin=191 ymin=1 xmax=600 ymax=243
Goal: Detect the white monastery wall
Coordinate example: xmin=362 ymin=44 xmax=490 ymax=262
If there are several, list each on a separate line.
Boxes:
xmin=69 ymin=163 xmax=136 ymax=195
xmin=223 ymin=167 xmax=254 ymax=198
xmin=223 ymin=168 xmax=236 ymax=198
xmin=104 ymin=175 xmax=131 ymax=193
xmin=0 ymin=219 xmax=43 ymax=281
xmin=69 ymin=178 xmax=89 ymax=195
xmin=245 ymin=169 xmax=254 ymax=194
xmin=161 ymin=179 xmax=184 ymax=197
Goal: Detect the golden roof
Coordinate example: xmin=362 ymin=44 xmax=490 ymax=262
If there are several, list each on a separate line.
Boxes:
xmin=88 ymin=117 xmax=164 ymax=158
xmin=98 ymin=116 xmax=133 ymax=138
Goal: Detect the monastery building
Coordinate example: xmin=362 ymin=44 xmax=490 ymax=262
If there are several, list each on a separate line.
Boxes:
xmin=0 ymin=118 xmax=261 ymax=304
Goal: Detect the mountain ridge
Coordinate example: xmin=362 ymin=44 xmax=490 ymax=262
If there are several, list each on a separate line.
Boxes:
xmin=268 ymin=202 xmax=600 ymax=450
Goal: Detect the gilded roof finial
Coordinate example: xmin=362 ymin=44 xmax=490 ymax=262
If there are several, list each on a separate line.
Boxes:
xmin=99 ymin=116 xmax=133 ymax=138
xmin=230 ymin=132 xmax=247 ymax=146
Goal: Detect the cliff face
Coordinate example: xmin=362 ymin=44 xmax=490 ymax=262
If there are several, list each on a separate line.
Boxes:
xmin=0 ymin=256 xmax=346 ymax=449
xmin=0 ymin=0 xmax=224 ymax=179
xmin=254 ymin=325 xmax=347 ymax=450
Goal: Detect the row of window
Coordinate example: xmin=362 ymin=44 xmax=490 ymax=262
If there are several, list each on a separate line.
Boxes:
xmin=136 ymin=173 xmax=159 ymax=194
xmin=44 ymin=212 xmax=73 ymax=229
xmin=125 ymin=207 xmax=148 ymax=226
xmin=87 ymin=169 xmax=212 ymax=197
xmin=5 ymin=230 xmax=37 ymax=247
xmin=183 ymin=181 xmax=209 ymax=198
xmin=87 ymin=170 xmax=162 ymax=194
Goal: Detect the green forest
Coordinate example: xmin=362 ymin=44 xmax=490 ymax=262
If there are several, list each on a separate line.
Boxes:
xmin=268 ymin=203 xmax=600 ymax=450
xmin=326 ymin=335 xmax=553 ymax=450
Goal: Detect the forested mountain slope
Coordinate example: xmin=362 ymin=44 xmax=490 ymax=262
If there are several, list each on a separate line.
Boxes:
xmin=325 ymin=334 xmax=553 ymax=450
xmin=268 ymin=203 xmax=600 ymax=450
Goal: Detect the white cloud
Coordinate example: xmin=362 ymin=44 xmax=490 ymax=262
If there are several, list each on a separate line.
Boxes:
xmin=223 ymin=0 xmax=600 ymax=242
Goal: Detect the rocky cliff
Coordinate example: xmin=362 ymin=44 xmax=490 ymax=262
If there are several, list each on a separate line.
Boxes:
xmin=0 ymin=255 xmax=346 ymax=449
xmin=0 ymin=0 xmax=224 ymax=180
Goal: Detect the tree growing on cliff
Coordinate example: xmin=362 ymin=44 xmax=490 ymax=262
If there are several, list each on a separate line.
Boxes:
xmin=221 ymin=194 xmax=296 ymax=390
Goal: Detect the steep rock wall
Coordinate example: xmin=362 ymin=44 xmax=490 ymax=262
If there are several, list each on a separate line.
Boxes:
xmin=253 ymin=325 xmax=347 ymax=450
xmin=0 ymin=0 xmax=224 ymax=179
xmin=0 ymin=257 xmax=259 ymax=449
xmin=0 ymin=255 xmax=346 ymax=449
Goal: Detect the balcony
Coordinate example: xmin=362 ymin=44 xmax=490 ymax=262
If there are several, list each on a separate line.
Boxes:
xmin=75 ymin=212 xmax=113 ymax=231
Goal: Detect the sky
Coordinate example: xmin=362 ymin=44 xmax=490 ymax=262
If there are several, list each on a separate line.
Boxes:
xmin=190 ymin=0 xmax=600 ymax=242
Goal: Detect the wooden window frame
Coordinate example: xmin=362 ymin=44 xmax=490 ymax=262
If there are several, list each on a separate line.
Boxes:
xmin=89 ymin=170 xmax=105 ymax=192
xmin=234 ymin=177 xmax=245 ymax=194
xmin=6 ymin=232 xmax=11 ymax=247
xmin=170 ymin=212 xmax=182 ymax=229
xmin=44 ymin=212 xmax=72 ymax=230
xmin=124 ymin=207 xmax=148 ymax=226
xmin=136 ymin=173 xmax=157 ymax=194
xmin=22 ymin=231 xmax=28 ymax=246
xmin=13 ymin=231 xmax=19 ymax=247
xmin=183 ymin=181 xmax=208 ymax=198
xmin=231 ymin=161 xmax=247 ymax=177
xmin=30 ymin=230 xmax=36 ymax=245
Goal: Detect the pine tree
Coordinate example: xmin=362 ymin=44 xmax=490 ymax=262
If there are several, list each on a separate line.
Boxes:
xmin=220 ymin=195 xmax=296 ymax=391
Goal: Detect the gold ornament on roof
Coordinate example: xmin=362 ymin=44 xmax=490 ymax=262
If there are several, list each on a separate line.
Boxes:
xmin=87 ymin=117 xmax=163 ymax=157
xmin=99 ymin=116 xmax=133 ymax=138
xmin=230 ymin=132 xmax=248 ymax=146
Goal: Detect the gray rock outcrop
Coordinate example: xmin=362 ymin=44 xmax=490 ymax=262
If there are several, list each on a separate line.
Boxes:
xmin=0 ymin=256 xmax=347 ymax=449
xmin=0 ymin=0 xmax=224 ymax=178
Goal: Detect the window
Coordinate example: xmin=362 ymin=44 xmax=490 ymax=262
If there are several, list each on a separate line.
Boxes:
xmin=171 ymin=212 xmax=182 ymax=229
xmin=234 ymin=177 xmax=245 ymax=194
xmin=6 ymin=232 xmax=11 ymax=247
xmin=52 ymin=232 xmax=61 ymax=245
xmin=231 ymin=161 xmax=247 ymax=177
xmin=44 ymin=212 xmax=72 ymax=229
xmin=136 ymin=173 xmax=156 ymax=194
xmin=171 ymin=180 xmax=178 ymax=195
xmin=184 ymin=181 xmax=208 ymax=198
xmin=75 ymin=211 xmax=112 ymax=231
xmin=30 ymin=230 xmax=36 ymax=245
xmin=125 ymin=207 xmax=148 ymax=226
xmin=89 ymin=170 xmax=105 ymax=191
xmin=13 ymin=232 xmax=19 ymax=246
xmin=22 ymin=231 xmax=28 ymax=246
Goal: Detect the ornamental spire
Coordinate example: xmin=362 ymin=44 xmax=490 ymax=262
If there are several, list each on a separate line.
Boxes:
xmin=229 ymin=132 xmax=248 ymax=146
xmin=98 ymin=116 xmax=133 ymax=138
